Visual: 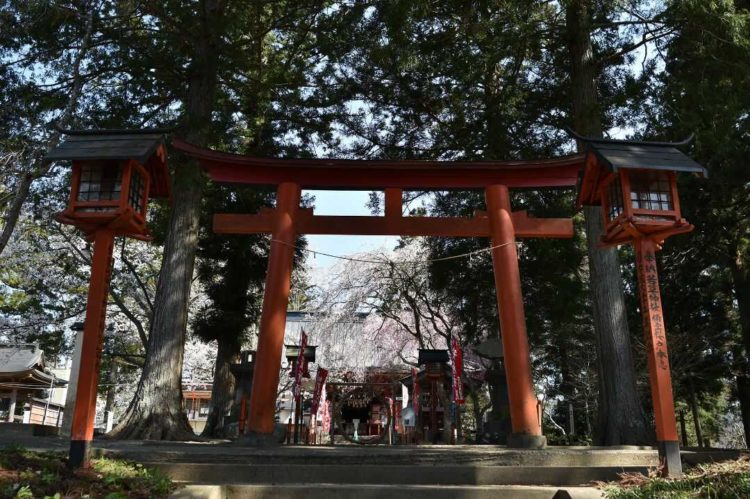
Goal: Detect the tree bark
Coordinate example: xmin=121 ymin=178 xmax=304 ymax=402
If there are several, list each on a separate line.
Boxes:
xmin=737 ymin=375 xmax=750 ymax=449
xmin=564 ymin=0 xmax=652 ymax=445
xmin=201 ymin=339 xmax=241 ymax=437
xmin=110 ymin=1 xmax=226 ymax=440
xmin=731 ymin=254 xmax=750 ymax=448
xmin=687 ymin=378 xmax=703 ymax=448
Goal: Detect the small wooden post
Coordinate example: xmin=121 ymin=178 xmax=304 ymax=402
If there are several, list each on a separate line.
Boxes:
xmin=69 ymin=229 xmax=115 ymax=468
xmin=635 ymin=238 xmax=681 ymax=477
xmin=7 ymin=389 xmax=17 ymax=423
xmin=294 ymin=387 xmax=302 ymax=445
xmin=679 ymin=410 xmax=688 ymax=447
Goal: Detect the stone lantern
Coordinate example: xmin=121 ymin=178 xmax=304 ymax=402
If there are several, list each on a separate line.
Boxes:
xmin=417 ymin=349 xmax=449 ymax=442
xmin=576 ymin=134 xmax=706 ymax=247
xmin=285 ymin=344 xmax=316 ymax=444
xmin=575 ymin=132 xmax=707 ymax=477
xmin=44 ymin=129 xmax=171 ymax=468
xmin=48 ymin=131 xmax=171 ymax=238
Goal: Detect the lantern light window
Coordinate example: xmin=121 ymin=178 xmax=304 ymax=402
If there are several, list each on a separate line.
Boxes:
xmin=607 ymin=177 xmax=624 ymax=221
xmin=128 ymin=167 xmax=146 ymax=212
xmin=629 ymin=171 xmax=673 ymax=212
xmin=77 ymin=162 xmax=123 ymax=202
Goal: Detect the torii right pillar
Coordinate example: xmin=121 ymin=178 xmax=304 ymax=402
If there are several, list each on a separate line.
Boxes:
xmin=485 ymin=184 xmax=546 ymax=448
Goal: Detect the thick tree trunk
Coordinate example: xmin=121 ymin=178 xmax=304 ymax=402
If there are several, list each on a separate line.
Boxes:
xmin=731 ymin=256 xmax=750 ymax=448
xmin=202 ymin=340 xmax=241 ymax=437
xmin=688 ymin=378 xmax=703 ymax=448
xmin=564 ymin=0 xmax=652 ymax=445
xmin=110 ymin=1 xmax=226 ymax=440
xmin=559 ymin=342 xmax=575 ymax=438
xmin=467 ymin=382 xmax=483 ymax=443
xmin=737 ymin=376 xmax=750 ymax=449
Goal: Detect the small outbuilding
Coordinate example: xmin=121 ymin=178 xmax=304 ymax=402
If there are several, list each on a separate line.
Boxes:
xmin=0 ymin=344 xmax=67 ymax=426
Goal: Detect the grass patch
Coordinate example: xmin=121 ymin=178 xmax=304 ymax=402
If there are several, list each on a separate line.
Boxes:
xmin=603 ymin=456 xmax=750 ymax=498
xmin=0 ymin=445 xmax=175 ymax=498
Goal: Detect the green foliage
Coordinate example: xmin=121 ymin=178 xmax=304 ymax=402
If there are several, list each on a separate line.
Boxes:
xmin=603 ymin=458 xmax=750 ymax=498
xmin=0 ymin=446 xmax=174 ymax=499
xmin=1 ymin=0 xmax=749 ymax=447
xmin=642 ymin=0 xmax=750 ymax=443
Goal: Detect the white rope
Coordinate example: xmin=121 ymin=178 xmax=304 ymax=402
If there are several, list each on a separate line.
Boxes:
xmin=270 ymin=239 xmax=517 ymax=266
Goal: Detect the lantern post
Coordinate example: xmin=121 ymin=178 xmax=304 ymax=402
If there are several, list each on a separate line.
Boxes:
xmin=44 ymin=129 xmax=171 ymax=468
xmin=418 ymin=349 xmax=449 ymax=443
xmin=575 ymin=132 xmax=707 ymax=477
xmin=284 ymin=344 xmax=316 ymax=445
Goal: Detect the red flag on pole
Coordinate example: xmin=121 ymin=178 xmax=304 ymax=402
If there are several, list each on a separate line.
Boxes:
xmin=292 ymin=331 xmax=308 ymax=398
xmin=310 ymin=366 xmax=328 ymax=416
xmin=451 ymin=335 xmax=465 ymax=404
xmin=411 ymin=367 xmax=420 ymax=416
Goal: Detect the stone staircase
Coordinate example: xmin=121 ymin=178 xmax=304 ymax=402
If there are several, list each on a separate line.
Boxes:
xmin=121 ymin=444 xmax=657 ymax=499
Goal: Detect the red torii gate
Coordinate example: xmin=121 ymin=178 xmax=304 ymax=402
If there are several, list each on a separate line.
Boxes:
xmin=174 ymin=138 xmax=585 ymax=448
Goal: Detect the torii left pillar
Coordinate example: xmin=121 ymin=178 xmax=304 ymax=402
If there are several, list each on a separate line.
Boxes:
xmin=486 ymin=185 xmax=546 ymax=448
xmin=69 ymin=229 xmax=115 ymax=468
xmin=245 ymin=182 xmax=301 ymax=442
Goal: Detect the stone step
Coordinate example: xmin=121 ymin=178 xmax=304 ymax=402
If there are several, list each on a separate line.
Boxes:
xmin=149 ymin=463 xmax=647 ymax=486
xmin=170 ymin=484 xmax=605 ymax=499
xmin=109 ymin=445 xmax=658 ymax=467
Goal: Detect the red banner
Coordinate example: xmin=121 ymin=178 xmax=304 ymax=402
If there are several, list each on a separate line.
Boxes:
xmin=292 ymin=331 xmax=308 ymax=398
xmin=310 ymin=366 xmax=328 ymax=416
xmin=322 ymin=400 xmax=331 ymax=433
xmin=411 ymin=367 xmax=420 ymax=416
xmin=450 ymin=336 xmax=464 ymax=404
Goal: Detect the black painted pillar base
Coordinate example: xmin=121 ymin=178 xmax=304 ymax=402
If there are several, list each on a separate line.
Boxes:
xmin=236 ymin=424 xmax=287 ymax=447
xmin=69 ymin=439 xmax=91 ymax=468
xmin=658 ymin=440 xmax=682 ymax=477
xmin=507 ymin=433 xmax=547 ymax=449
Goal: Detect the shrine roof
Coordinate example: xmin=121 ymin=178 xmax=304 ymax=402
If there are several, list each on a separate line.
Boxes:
xmin=45 ymin=133 xmax=164 ymax=165
xmin=0 ymin=344 xmax=66 ymax=388
xmin=418 ymin=349 xmax=450 ymax=365
xmin=45 ymin=129 xmax=171 ymax=198
xmin=172 ymin=138 xmax=584 ymax=190
xmin=586 ymin=140 xmax=708 ymax=176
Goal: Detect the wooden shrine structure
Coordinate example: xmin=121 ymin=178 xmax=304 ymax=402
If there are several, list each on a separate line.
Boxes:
xmin=174 ymin=138 xmax=587 ymax=449
xmin=174 ymin=135 xmax=707 ymax=474
xmin=45 ymin=128 xmax=706 ymax=477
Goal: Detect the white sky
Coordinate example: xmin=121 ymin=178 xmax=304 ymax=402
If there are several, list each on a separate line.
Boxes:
xmin=303 ymin=190 xmax=399 ymax=285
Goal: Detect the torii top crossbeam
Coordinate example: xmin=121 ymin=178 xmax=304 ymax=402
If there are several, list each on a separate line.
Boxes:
xmin=172 ymin=139 xmax=584 ymax=190
xmin=173 ymin=139 xmax=583 ymax=239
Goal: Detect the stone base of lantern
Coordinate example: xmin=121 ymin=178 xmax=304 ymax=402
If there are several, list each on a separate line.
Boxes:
xmin=658 ymin=440 xmax=682 ymax=478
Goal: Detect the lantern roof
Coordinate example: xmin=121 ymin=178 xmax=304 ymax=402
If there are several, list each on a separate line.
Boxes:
xmin=574 ymin=132 xmax=708 ymax=207
xmin=585 ymin=140 xmax=707 ymax=175
xmin=285 ymin=344 xmax=317 ymax=362
xmin=44 ymin=128 xmax=171 ymax=199
xmin=417 ymin=349 xmax=450 ymax=365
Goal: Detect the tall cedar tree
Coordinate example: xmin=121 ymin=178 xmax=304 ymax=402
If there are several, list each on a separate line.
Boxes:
xmin=190 ymin=0 xmax=328 ymax=437
xmin=563 ymin=0 xmax=652 ymax=445
xmin=111 ymin=0 xmax=230 ymax=439
xmin=648 ymin=0 xmax=750 ymax=445
xmin=313 ymin=0 xmax=660 ymax=443
xmin=193 ymin=186 xmax=272 ymax=437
